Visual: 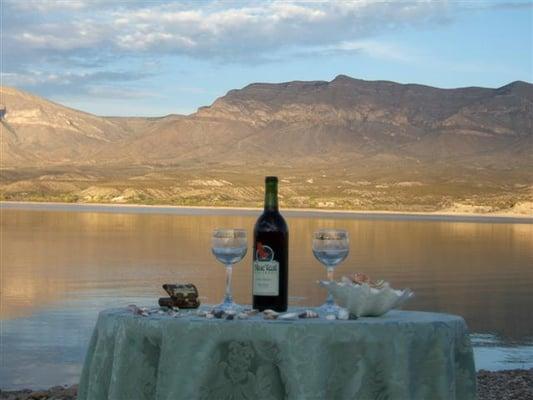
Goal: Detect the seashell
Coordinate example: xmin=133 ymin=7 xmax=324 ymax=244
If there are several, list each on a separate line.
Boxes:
xmin=226 ymin=314 xmax=235 ymax=320
xmin=129 ymin=305 xmax=150 ymax=317
xmin=137 ymin=308 xmax=149 ymax=317
xmin=350 ymin=273 xmax=370 ymax=285
xmin=128 ymin=305 xmax=142 ymax=315
xmin=319 ymin=280 xmax=414 ymax=317
xmin=325 ymin=314 xmax=336 ymax=321
xmin=278 ymin=312 xmax=298 ymax=320
xmin=347 ymin=273 xmax=385 ymax=289
xmin=263 ymin=309 xmax=280 ymax=319
xmin=237 ymin=312 xmax=249 ymax=319
xmin=371 ymin=280 xmax=385 ymax=289
xmin=337 ymin=308 xmax=349 ymax=320
xmin=341 ymin=276 xmax=355 ymax=286
xmin=298 ymin=310 xmax=319 ymax=319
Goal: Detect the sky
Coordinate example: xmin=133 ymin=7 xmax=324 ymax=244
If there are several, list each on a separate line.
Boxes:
xmin=1 ymin=0 xmax=532 ymax=116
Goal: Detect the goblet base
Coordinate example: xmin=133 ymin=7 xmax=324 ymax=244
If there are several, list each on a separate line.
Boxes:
xmin=318 ymin=302 xmax=342 ymax=315
xmin=213 ymin=299 xmax=242 ymax=313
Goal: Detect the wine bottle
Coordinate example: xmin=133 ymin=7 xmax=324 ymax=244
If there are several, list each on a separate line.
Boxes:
xmin=252 ymin=176 xmax=289 ymax=311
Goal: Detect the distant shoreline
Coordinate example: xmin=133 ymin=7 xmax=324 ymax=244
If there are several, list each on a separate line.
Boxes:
xmin=1 ymin=200 xmax=531 ymax=223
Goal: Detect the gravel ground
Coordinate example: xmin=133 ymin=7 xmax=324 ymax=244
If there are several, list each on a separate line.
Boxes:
xmin=477 ymin=369 xmax=533 ymax=400
xmin=1 ymin=370 xmax=531 ymax=399
xmin=0 ymin=385 xmax=77 ymax=400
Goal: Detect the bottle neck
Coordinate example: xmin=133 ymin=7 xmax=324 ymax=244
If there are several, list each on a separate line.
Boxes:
xmin=264 ymin=180 xmax=278 ymax=212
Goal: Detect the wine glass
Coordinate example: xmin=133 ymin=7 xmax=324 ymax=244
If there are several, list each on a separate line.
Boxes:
xmin=211 ymin=228 xmax=247 ymax=312
xmin=313 ymin=229 xmax=349 ymax=313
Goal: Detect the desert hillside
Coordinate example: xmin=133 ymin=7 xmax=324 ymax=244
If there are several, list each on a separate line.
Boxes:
xmin=1 ymin=76 xmax=532 ymax=213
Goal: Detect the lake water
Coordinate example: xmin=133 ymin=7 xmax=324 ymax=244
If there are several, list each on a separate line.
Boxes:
xmin=1 ymin=203 xmax=532 ymax=390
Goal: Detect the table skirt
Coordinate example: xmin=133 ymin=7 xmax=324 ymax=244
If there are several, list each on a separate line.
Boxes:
xmin=78 ymin=308 xmax=476 ymax=400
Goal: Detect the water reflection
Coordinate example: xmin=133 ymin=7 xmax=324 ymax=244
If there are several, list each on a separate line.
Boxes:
xmin=472 ymin=333 xmax=533 ymax=371
xmin=2 ymin=209 xmax=532 ymax=334
xmin=1 ymin=208 xmax=532 ymax=388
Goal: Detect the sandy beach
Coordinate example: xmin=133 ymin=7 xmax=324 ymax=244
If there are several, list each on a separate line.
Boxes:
xmin=1 ymin=201 xmax=531 ymax=223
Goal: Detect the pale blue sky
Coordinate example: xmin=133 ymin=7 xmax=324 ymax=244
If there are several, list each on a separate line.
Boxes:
xmin=2 ymin=0 xmax=532 ymax=116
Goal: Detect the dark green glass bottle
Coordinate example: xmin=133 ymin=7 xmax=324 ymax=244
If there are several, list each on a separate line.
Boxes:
xmin=252 ymin=176 xmax=289 ymax=311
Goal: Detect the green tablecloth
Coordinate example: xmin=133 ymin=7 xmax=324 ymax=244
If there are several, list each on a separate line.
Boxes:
xmin=78 ymin=308 xmax=476 ymax=400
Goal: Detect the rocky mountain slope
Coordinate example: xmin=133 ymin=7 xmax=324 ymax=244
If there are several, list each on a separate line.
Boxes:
xmin=192 ymin=75 xmax=532 ymax=165
xmin=1 ymin=76 xmax=531 ymax=212
xmin=0 ymin=86 xmax=136 ymax=166
xmin=1 ymin=76 xmax=532 ymax=167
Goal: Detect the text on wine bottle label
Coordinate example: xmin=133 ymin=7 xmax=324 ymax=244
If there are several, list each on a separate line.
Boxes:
xmin=252 ymin=261 xmax=280 ymax=296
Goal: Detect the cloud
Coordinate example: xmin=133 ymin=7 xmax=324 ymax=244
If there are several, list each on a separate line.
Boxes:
xmin=85 ymin=85 xmax=159 ymax=99
xmin=0 ymin=0 xmax=469 ymax=100
xmin=4 ymin=0 xmax=123 ymax=12
xmin=3 ymin=1 xmax=450 ymax=64
xmin=1 ymin=69 xmax=152 ymax=97
xmin=292 ymin=40 xmax=417 ymax=63
xmin=464 ymin=1 xmax=533 ymax=10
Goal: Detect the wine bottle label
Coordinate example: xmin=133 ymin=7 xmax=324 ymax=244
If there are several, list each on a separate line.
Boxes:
xmin=253 ymin=242 xmax=279 ymax=296
xmin=253 ymin=260 xmax=279 ymax=296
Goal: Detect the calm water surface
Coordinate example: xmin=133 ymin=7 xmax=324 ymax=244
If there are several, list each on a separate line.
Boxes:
xmin=1 ymin=205 xmax=532 ymax=389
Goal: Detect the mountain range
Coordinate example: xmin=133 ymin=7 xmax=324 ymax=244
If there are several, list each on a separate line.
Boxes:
xmin=1 ymin=75 xmax=532 ymax=213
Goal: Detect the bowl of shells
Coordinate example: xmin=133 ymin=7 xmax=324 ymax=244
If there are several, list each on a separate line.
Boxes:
xmin=319 ymin=273 xmax=414 ymax=318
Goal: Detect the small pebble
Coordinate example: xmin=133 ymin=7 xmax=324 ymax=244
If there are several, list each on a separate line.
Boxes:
xmin=226 ymin=314 xmax=235 ymax=320
xmin=206 ymin=313 xmax=214 ymax=319
xmin=213 ymin=310 xmax=225 ymax=319
xmin=263 ymin=309 xmax=279 ymax=319
xmin=298 ymin=310 xmax=319 ymax=319
xmin=30 ymin=390 xmax=47 ymax=399
xmin=237 ymin=312 xmax=249 ymax=319
xmin=325 ymin=314 xmax=336 ymax=320
xmin=128 ymin=304 xmax=143 ymax=315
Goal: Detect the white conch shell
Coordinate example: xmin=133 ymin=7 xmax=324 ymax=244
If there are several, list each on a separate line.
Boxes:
xmin=319 ymin=279 xmax=414 ymax=317
xmin=278 ymin=312 xmax=298 ymax=320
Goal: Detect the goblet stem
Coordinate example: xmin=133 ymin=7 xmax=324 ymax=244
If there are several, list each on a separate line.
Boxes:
xmin=224 ymin=264 xmax=233 ymax=305
xmin=326 ymin=266 xmax=335 ymax=307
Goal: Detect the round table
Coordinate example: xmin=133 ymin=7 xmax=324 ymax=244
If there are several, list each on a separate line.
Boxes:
xmin=78 ymin=307 xmax=476 ymax=400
